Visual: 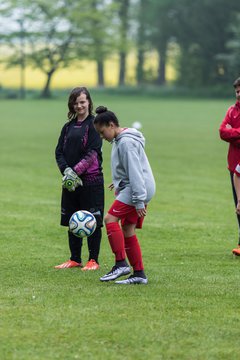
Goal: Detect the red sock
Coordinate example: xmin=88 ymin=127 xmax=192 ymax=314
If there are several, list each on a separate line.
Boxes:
xmin=106 ymin=222 xmax=126 ymax=261
xmin=124 ymin=235 xmax=144 ymax=271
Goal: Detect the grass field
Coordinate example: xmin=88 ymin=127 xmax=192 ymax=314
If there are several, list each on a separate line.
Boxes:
xmin=1 ymin=95 xmax=240 ymax=360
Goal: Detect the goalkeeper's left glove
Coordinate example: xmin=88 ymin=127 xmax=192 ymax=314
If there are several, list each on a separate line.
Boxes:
xmin=62 ymin=167 xmax=82 ymax=192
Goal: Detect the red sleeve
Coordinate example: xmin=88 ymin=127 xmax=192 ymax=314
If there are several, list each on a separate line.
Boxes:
xmin=219 ymin=106 xmax=240 ymax=142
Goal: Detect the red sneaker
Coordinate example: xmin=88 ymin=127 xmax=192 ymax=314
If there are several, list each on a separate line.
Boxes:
xmin=81 ymin=259 xmax=100 ymax=271
xmin=54 ymin=260 xmax=82 ymax=269
xmin=232 ymin=246 xmax=240 ymax=256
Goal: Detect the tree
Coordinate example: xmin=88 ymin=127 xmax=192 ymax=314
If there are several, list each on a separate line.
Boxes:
xmin=147 ymin=0 xmax=178 ymax=85
xmin=17 ymin=19 xmax=26 ymax=98
xmin=77 ymin=0 xmax=119 ymax=87
xmin=217 ymin=13 xmax=240 ymax=82
xmin=1 ymin=0 xmax=124 ymax=92
xmin=25 ymin=0 xmax=83 ymax=98
xmin=1 ymin=0 xmax=93 ymax=97
xmin=0 ymin=1 xmax=28 ymax=98
xmin=115 ymin=0 xmax=130 ymax=86
xmin=133 ymin=0 xmax=176 ymax=86
xmin=135 ymin=0 xmax=149 ymax=85
xmin=172 ymin=0 xmax=240 ymax=86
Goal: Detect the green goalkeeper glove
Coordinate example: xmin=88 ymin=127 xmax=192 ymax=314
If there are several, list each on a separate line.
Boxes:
xmin=62 ymin=167 xmax=82 ymax=192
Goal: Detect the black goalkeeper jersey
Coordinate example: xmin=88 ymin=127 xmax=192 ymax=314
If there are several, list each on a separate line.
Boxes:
xmin=55 ymin=114 xmax=103 ymax=186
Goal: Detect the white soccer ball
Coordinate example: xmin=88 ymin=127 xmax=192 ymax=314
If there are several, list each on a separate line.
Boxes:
xmin=69 ymin=210 xmax=97 ymax=238
xmin=132 ymin=121 xmax=142 ymax=129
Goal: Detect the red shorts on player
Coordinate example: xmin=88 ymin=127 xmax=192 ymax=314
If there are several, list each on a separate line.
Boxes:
xmin=108 ymin=200 xmax=145 ymax=228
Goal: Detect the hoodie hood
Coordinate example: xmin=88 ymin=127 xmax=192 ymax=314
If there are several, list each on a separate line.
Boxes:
xmin=115 ymin=128 xmax=145 ymax=147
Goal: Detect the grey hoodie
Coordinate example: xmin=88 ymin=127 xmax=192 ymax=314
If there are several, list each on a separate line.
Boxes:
xmin=111 ymin=128 xmax=156 ymax=210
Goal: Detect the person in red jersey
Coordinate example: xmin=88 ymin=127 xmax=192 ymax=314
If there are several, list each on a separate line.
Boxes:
xmin=55 ymin=87 xmax=104 ymax=270
xmin=219 ymin=77 xmax=240 ymax=255
xmin=94 ymin=106 xmax=156 ymax=285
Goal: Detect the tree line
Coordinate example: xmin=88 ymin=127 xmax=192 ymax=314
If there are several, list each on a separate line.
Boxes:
xmin=1 ymin=0 xmax=240 ymax=98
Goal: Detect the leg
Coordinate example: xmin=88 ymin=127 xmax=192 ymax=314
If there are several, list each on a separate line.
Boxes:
xmin=99 ymin=213 xmax=130 ymax=281
xmin=87 ymin=227 xmax=102 ymax=263
xmin=230 ymin=172 xmax=240 ymax=248
xmin=80 ymin=184 xmax=104 ymax=270
xmin=115 ymin=224 xmax=148 ymax=285
xmin=85 ymin=207 xmax=104 ymax=265
xmin=69 ymin=230 xmax=83 ymax=263
xmin=81 ymin=215 xmax=103 ymax=270
xmin=122 ymin=223 xmax=144 ymax=271
xmin=104 ymin=213 xmax=127 ymax=263
xmin=82 ymin=226 xmax=102 ymax=270
xmin=54 ymin=230 xmax=83 ymax=269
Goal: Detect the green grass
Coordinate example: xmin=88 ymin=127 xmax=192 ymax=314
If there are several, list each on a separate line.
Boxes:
xmin=1 ymin=95 xmax=240 ymax=360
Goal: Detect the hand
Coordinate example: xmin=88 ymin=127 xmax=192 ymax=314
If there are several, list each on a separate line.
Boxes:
xmin=236 ymin=201 xmax=240 ymax=215
xmin=108 ymin=183 xmax=114 ymax=191
xmin=136 ymin=208 xmax=147 ymax=217
xmin=62 ymin=167 xmax=82 ymax=192
xmin=226 ymin=123 xmax=232 ymax=129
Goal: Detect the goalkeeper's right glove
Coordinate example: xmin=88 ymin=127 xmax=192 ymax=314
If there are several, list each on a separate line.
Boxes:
xmin=62 ymin=167 xmax=82 ymax=192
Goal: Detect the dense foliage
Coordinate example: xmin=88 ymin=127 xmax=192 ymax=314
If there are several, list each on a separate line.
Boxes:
xmin=1 ymin=0 xmax=240 ymax=96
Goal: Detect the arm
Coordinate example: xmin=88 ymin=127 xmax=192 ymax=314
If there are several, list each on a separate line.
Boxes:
xmin=73 ymin=123 xmax=102 ymax=175
xmin=73 ymin=149 xmax=99 ymax=175
xmin=55 ymin=124 xmax=82 ymax=191
xmin=55 ymin=124 xmax=69 ymax=174
xmin=234 ymin=171 xmax=240 ymax=214
xmin=219 ymin=107 xmax=240 ymax=143
xmin=222 ymin=123 xmax=240 ymax=146
xmin=121 ymin=142 xmax=147 ymax=210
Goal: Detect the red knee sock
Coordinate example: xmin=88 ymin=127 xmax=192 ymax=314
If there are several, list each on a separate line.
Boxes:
xmin=124 ymin=235 xmax=144 ymax=271
xmin=106 ymin=222 xmax=126 ymax=261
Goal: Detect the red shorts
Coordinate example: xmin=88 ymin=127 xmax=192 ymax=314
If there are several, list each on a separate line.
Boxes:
xmin=108 ymin=200 xmax=145 ymax=229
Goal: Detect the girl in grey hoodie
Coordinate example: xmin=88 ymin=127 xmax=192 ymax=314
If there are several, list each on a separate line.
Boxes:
xmin=94 ymin=106 xmax=156 ymax=285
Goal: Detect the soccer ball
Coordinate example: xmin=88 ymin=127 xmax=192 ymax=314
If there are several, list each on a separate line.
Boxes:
xmin=69 ymin=210 xmax=97 ymax=238
xmin=132 ymin=121 xmax=142 ymax=129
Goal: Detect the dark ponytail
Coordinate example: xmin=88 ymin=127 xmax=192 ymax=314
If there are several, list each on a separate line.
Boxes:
xmin=94 ymin=106 xmax=119 ymax=126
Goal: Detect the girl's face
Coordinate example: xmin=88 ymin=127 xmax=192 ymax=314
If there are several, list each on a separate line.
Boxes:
xmin=73 ymin=93 xmax=89 ymax=118
xmin=235 ymin=86 xmax=240 ymax=101
xmin=94 ymin=123 xmax=116 ymax=142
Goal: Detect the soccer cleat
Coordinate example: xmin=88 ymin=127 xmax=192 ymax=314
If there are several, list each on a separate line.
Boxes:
xmin=115 ymin=275 xmax=148 ymax=285
xmin=54 ymin=260 xmax=82 ymax=269
xmin=81 ymin=259 xmax=100 ymax=271
xmin=100 ymin=265 xmax=131 ymax=282
xmin=232 ymin=246 xmax=240 ymax=256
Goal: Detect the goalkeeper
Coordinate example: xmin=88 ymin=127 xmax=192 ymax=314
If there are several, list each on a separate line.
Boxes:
xmin=55 ymin=87 xmax=104 ymax=271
